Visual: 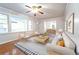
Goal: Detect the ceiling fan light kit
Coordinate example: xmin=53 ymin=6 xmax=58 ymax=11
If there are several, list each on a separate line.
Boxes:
xmin=25 ymin=5 xmax=44 ymax=16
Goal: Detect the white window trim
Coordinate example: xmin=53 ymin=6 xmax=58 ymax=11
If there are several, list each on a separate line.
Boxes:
xmin=0 ymin=13 xmax=33 ymax=34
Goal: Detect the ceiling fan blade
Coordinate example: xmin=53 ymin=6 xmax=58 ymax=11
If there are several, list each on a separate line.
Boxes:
xmin=34 ymin=13 xmax=36 ymax=16
xmin=25 ymin=5 xmax=31 ymax=8
xmin=38 ymin=11 xmax=44 ymax=14
xmin=26 ymin=11 xmax=31 ymax=13
xmin=38 ymin=6 xmax=42 ymax=9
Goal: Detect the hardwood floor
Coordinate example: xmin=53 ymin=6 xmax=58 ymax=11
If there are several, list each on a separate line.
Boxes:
xmin=0 ymin=39 xmax=26 ymax=55
xmin=0 ymin=38 xmax=60 ymax=55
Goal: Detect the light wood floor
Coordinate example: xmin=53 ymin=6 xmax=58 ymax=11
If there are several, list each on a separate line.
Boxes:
xmin=0 ymin=39 xmax=26 ymax=55
xmin=0 ymin=38 xmax=61 ymax=55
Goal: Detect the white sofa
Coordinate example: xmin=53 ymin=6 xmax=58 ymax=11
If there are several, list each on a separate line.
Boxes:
xmin=46 ymin=32 xmax=76 ymax=55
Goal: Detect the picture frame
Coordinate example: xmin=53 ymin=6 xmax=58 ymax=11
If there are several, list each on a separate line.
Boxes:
xmin=67 ymin=13 xmax=74 ymax=34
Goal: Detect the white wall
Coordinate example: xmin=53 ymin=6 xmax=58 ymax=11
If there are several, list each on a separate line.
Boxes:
xmin=65 ymin=3 xmax=79 ymax=54
xmin=0 ymin=7 xmax=33 ymax=44
xmin=34 ymin=17 xmax=64 ymax=33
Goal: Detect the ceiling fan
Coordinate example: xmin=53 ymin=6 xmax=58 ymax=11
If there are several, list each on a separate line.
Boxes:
xmin=25 ymin=5 xmax=44 ymax=16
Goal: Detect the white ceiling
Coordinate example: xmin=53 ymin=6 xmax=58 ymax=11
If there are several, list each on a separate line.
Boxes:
xmin=0 ymin=3 xmax=66 ymax=19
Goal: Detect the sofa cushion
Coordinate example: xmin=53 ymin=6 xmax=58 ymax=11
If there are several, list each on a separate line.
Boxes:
xmin=46 ymin=44 xmax=75 ymax=55
xmin=62 ymin=32 xmax=75 ymax=51
xmin=51 ymin=34 xmax=63 ymax=45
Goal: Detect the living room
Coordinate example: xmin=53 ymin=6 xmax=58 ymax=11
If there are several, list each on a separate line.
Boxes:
xmin=0 ymin=3 xmax=79 ymax=55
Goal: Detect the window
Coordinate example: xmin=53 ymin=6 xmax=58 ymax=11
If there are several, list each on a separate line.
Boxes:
xmin=10 ymin=16 xmax=33 ymax=32
xmin=11 ymin=16 xmax=26 ymax=32
xmin=0 ymin=14 xmax=33 ymax=33
xmin=44 ymin=21 xmax=56 ymax=31
xmin=27 ymin=20 xmax=32 ymax=31
xmin=0 ymin=14 xmax=8 ymax=33
xmin=24 ymin=20 xmax=28 ymax=31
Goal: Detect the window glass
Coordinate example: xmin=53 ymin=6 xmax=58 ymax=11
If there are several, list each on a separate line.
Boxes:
xmin=44 ymin=21 xmax=56 ymax=31
xmin=11 ymin=16 xmax=26 ymax=32
xmin=28 ymin=20 xmax=32 ymax=31
xmin=0 ymin=14 xmax=8 ymax=33
xmin=10 ymin=16 xmax=32 ymax=32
